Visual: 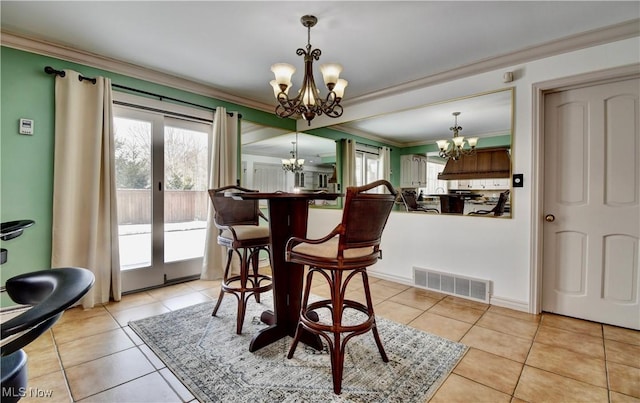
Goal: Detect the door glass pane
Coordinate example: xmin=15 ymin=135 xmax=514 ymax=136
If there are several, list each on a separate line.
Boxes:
xmin=355 ymin=152 xmax=364 ymax=186
xmin=366 ymin=155 xmax=380 ymax=184
xmin=164 ymin=125 xmax=208 ymax=263
xmin=114 ymin=117 xmax=152 ymax=269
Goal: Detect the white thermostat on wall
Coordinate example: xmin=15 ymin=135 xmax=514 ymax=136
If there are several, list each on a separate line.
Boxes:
xmin=19 ymin=118 xmax=34 ymax=135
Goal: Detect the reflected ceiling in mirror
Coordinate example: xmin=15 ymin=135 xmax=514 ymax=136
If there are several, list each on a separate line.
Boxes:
xmin=331 ymin=89 xmax=512 ymax=146
xmin=240 ymin=121 xmax=338 ymax=200
xmin=241 ymin=121 xmax=336 ymax=165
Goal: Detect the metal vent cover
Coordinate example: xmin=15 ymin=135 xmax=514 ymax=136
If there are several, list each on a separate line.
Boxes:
xmin=413 ymin=267 xmax=491 ymax=303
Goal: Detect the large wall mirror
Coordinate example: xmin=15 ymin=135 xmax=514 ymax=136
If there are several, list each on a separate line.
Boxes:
xmin=331 ymin=88 xmax=514 ymax=217
xmin=240 ymin=121 xmax=338 ymax=205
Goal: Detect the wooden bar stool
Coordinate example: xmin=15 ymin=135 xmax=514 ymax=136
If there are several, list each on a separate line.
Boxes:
xmin=208 ymin=185 xmax=272 ymax=334
xmin=285 ymin=180 xmax=397 ymax=394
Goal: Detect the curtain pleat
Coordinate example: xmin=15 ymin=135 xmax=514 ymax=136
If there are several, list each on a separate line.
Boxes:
xmin=341 ymin=139 xmax=356 ymax=189
xmin=380 ymin=146 xmax=392 ymax=184
xmin=201 ymin=107 xmax=238 ymax=280
xmin=51 ymin=70 xmax=121 ymax=308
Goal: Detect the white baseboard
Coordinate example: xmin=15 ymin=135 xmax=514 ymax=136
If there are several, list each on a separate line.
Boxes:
xmin=369 ymin=269 xmax=532 ymax=313
xmin=367 ymin=270 xmax=414 ymax=286
xmin=488 ymin=295 xmax=531 ymax=313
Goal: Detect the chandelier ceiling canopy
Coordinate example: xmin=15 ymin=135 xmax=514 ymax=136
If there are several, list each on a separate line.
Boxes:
xmin=436 ymin=112 xmax=479 ymax=161
xmin=270 ymin=15 xmax=347 ymax=125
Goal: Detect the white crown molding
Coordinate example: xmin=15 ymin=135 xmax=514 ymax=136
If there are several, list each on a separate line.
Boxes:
xmin=3 ymin=18 xmax=638 ymax=121
xmin=329 ymin=124 xmax=406 ymax=148
xmin=345 ymin=18 xmax=640 ymax=107
xmin=0 ymin=30 xmax=275 ymax=114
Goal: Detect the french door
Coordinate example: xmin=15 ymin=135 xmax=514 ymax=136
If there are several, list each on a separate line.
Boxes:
xmin=114 ymin=105 xmax=211 ymax=292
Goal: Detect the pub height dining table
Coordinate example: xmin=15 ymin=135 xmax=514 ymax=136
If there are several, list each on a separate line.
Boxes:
xmin=231 ymin=191 xmax=342 ymax=352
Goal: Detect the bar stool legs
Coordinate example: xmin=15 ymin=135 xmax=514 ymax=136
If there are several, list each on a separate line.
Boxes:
xmin=287 ymin=267 xmax=388 ymax=394
xmin=212 ymin=246 xmax=271 ymax=334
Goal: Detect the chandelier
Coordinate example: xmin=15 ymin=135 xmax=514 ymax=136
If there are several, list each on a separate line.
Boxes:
xmin=270 ymin=15 xmax=348 ymax=125
xmin=282 ymin=133 xmax=305 ymax=173
xmin=436 ymin=112 xmax=479 ymax=161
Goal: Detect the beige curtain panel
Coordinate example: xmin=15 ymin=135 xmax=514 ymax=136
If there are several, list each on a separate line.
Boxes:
xmin=51 ymin=70 xmax=121 ymax=308
xmin=341 ymin=139 xmax=356 ymax=189
xmin=381 ymin=146 xmax=392 ymax=190
xmin=201 ymin=107 xmax=239 ymax=280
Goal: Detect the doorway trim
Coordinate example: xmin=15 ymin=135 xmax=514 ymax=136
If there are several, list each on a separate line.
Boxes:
xmin=530 ymin=63 xmax=640 ymax=314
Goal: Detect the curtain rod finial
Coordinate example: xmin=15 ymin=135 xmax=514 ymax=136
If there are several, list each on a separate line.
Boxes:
xmin=44 ymin=66 xmax=65 ymax=78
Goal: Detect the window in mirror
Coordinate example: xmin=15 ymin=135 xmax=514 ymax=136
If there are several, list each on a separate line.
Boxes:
xmin=355 ymin=150 xmax=380 ymax=187
xmin=425 ymin=156 xmax=448 ymax=195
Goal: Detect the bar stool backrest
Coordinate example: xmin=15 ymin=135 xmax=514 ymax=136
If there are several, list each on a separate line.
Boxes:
xmin=339 ymin=180 xmax=397 ymax=253
xmin=208 ymin=185 xmax=262 ymax=229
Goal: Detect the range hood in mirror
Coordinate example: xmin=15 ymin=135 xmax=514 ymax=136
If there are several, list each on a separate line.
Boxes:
xmin=437 ymin=147 xmax=511 ymax=180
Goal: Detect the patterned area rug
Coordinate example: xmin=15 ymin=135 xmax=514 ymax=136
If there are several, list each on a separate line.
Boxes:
xmin=130 ymin=294 xmax=467 ymax=402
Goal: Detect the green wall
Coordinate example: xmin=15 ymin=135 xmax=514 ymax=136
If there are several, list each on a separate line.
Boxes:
xmin=0 ymin=46 xmax=296 ymax=285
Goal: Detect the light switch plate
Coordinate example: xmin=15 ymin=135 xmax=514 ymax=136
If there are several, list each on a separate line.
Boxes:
xmin=19 ymin=118 xmax=34 ymax=135
xmin=512 ymin=173 xmax=524 ymax=187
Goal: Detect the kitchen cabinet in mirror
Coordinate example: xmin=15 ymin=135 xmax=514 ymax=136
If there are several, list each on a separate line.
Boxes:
xmin=240 ymin=121 xmax=338 ymax=206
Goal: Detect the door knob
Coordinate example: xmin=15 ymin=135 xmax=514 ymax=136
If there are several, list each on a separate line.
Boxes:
xmin=545 ymin=214 xmax=556 ymax=222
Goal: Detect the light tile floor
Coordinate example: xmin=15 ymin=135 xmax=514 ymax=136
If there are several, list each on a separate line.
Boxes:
xmin=19 ymin=276 xmax=640 ymax=402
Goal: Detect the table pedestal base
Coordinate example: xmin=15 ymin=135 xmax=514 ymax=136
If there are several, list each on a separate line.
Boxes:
xmin=249 ymin=310 xmax=323 ymax=352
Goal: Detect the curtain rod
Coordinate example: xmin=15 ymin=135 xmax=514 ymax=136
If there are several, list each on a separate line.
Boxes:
xmin=44 ymin=66 xmax=240 ymax=118
xmin=346 ymin=138 xmax=393 ymax=152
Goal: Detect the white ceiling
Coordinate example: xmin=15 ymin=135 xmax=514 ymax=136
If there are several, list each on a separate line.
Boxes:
xmin=2 ymin=1 xmax=638 ymax=149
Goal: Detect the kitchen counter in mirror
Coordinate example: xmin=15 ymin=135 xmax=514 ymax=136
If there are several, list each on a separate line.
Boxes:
xmin=428 ymin=193 xmax=483 ymax=214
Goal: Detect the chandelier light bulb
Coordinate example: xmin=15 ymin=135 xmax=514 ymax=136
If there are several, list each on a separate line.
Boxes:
xmin=270 ymin=80 xmax=291 ymax=98
xmin=452 ymin=136 xmax=465 ymax=148
xmin=320 ymin=63 xmax=343 ymax=88
xmin=436 ymin=140 xmax=450 ymax=151
xmin=271 ymin=63 xmax=296 ymax=87
xmin=333 ymin=79 xmax=348 ymax=99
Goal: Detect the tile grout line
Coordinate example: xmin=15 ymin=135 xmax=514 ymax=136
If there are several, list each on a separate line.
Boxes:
xmin=49 ymin=328 xmax=75 ymax=402
xmin=48 ymin=279 xmax=638 ymax=402
xmin=509 ymin=311 xmax=544 ymax=401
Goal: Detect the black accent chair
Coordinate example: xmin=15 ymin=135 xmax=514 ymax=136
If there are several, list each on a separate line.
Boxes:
xmin=285 ymin=180 xmax=397 ymax=394
xmin=468 ymin=190 xmax=510 ymax=216
xmin=208 ymin=185 xmax=272 ymax=334
xmin=1 ymin=268 xmax=95 ymax=402
xmin=400 ymin=190 xmax=439 ymax=213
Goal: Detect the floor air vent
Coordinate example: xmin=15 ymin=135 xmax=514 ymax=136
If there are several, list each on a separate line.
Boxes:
xmin=413 ymin=267 xmax=490 ymax=303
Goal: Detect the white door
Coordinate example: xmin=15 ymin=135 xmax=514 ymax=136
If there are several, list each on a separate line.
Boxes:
xmin=542 ymin=78 xmax=640 ymax=329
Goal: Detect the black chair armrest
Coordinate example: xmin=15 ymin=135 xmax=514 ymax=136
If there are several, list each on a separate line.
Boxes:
xmin=1 ymin=267 xmax=94 ymax=355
